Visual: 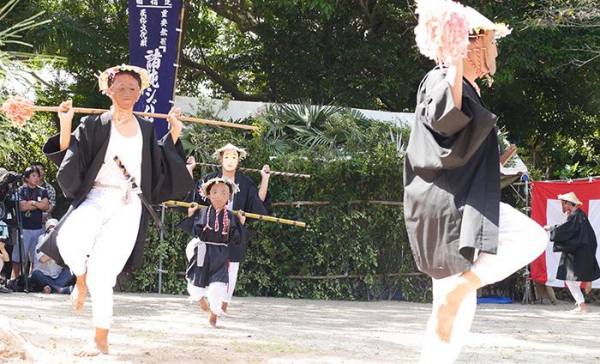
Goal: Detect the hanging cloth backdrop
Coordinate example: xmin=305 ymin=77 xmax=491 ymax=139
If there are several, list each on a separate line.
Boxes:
xmin=128 ymin=0 xmax=181 ymax=139
xmin=530 ymin=179 xmax=600 ymax=288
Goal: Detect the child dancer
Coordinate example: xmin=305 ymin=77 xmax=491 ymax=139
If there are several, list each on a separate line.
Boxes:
xmin=179 ymin=177 xmax=249 ymax=327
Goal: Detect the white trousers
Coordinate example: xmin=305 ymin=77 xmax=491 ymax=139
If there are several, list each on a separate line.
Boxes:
xmin=419 ymin=202 xmax=548 ymax=364
xmin=565 ymin=281 xmax=585 ymax=305
xmin=187 ymin=282 xmax=227 ymax=316
xmin=56 ymin=188 xmax=142 ymax=329
xmin=223 ymin=262 xmax=239 ymax=303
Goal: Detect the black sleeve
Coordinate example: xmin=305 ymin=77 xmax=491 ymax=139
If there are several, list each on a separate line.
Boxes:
xmin=550 ymin=215 xmax=584 ymax=253
xmin=149 ymin=129 xmax=195 ymax=204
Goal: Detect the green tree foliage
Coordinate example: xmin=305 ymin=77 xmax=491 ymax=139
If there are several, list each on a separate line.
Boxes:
xmin=133 ymin=101 xmax=424 ymax=301
xmin=0 ymin=0 xmax=59 ymax=185
xmin=2 ymin=0 xmax=600 ymax=300
xmin=181 ymin=0 xmax=423 ymax=110
xmin=4 ymin=0 xmax=598 ymax=177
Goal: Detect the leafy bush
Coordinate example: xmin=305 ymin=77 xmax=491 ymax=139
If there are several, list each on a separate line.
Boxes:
xmin=132 ymin=101 xmax=430 ymax=302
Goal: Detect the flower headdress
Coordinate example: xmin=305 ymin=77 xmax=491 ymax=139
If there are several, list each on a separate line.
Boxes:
xmin=199 ymin=177 xmax=240 ymax=199
xmin=97 ymin=64 xmax=151 ymax=94
xmin=414 ymin=0 xmax=511 ymax=66
xmin=212 ymin=143 xmax=248 ymax=160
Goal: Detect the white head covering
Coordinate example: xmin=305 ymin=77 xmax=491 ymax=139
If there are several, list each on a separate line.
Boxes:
xmin=45 ymin=218 xmax=59 ymax=231
xmin=558 ymin=192 xmax=583 ymax=206
xmin=212 ymin=143 xmax=248 ymax=160
xmin=464 ymin=6 xmax=512 ymax=38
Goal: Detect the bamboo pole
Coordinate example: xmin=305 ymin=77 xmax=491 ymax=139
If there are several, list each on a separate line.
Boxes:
xmin=32 ymin=106 xmax=258 ymax=131
xmin=286 ymin=272 xmax=424 ymax=280
xmin=195 ymin=162 xmax=311 ymax=178
xmin=163 ymin=200 xmax=306 ymax=227
xmin=270 ymin=200 xmax=404 ymax=207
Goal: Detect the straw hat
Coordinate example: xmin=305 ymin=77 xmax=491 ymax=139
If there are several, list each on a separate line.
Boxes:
xmin=212 ymin=143 xmax=247 ymax=160
xmin=558 ymin=192 xmax=583 ymax=205
xmin=464 ymin=6 xmax=511 ymax=38
xmin=199 ymin=177 xmax=240 ymax=199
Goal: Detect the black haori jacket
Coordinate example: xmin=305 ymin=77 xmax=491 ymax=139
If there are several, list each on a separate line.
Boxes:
xmin=187 ymin=170 xmax=270 ymax=262
xmin=40 ymin=112 xmax=194 ymax=270
xmin=404 ymin=68 xmax=501 ymax=279
xmin=549 ymin=208 xmax=600 ymax=282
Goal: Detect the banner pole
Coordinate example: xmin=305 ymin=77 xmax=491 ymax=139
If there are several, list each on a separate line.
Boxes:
xmin=171 ymin=0 xmax=186 ymax=103
xmin=158 ymin=204 xmax=165 ymax=294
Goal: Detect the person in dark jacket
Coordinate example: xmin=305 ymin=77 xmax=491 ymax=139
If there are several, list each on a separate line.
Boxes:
xmin=180 ymin=177 xmax=249 ymax=328
xmin=41 ymin=65 xmax=194 ymax=357
xmin=545 ymin=192 xmax=600 ymax=313
xmin=186 ymin=143 xmax=270 ymax=313
xmin=405 ymin=5 xmax=547 ymax=363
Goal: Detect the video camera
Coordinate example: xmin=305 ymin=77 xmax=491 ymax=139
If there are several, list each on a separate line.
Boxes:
xmin=0 ymin=169 xmax=22 ymax=191
xmin=0 ymin=168 xmax=23 ymax=195
xmin=0 ymin=169 xmax=22 ymax=220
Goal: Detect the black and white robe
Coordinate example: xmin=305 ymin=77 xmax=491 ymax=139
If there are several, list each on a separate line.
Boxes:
xmin=40 ymin=112 xmax=195 ymax=270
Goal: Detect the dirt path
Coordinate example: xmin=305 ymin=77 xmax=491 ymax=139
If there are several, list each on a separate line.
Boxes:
xmin=1 ymin=292 xmax=599 ymax=363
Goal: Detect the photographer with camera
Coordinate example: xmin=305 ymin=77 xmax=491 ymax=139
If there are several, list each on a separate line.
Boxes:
xmin=12 ymin=166 xmax=49 ymax=279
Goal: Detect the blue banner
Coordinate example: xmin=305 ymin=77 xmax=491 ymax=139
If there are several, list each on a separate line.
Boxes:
xmin=128 ymin=0 xmax=181 ymax=139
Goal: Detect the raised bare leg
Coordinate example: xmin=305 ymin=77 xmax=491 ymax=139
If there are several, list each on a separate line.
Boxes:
xmin=436 ymin=271 xmax=482 ymax=343
xmin=74 ymin=327 xmax=109 ymax=357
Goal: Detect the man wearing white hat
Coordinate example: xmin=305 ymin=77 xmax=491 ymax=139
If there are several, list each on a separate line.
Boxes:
xmin=30 ymin=218 xmax=75 ymax=294
xmin=544 ymin=192 xmax=600 ymax=313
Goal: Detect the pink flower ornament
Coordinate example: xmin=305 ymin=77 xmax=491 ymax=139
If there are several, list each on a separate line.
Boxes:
xmin=0 ymin=96 xmax=35 ymax=127
xmin=414 ymin=0 xmax=471 ymax=66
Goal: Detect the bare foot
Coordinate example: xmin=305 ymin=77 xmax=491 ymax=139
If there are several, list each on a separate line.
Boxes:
xmin=74 ymin=341 xmax=109 ymax=357
xmin=71 ymin=285 xmax=86 ymax=311
xmin=584 ymin=282 xmax=592 ymax=295
xmin=571 ymin=303 xmax=589 ymax=313
xmin=209 ymin=313 xmax=218 ymax=328
xmin=436 ymin=301 xmax=459 ymax=343
xmin=435 ymin=272 xmax=481 ymax=343
xmin=199 ymin=298 xmax=209 ymax=312
xmin=42 ymin=285 xmax=51 ymax=294
xmin=221 ymin=301 xmax=228 ymax=314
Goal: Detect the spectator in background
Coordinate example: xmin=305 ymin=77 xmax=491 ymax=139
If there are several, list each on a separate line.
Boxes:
xmin=30 ymin=218 xmax=74 ymax=294
xmin=12 ymin=166 xmax=49 ymax=278
xmin=33 ymin=161 xmax=56 ymax=222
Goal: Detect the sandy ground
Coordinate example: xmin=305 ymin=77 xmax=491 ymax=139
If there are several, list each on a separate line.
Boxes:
xmin=0 ymin=292 xmax=599 ymax=364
